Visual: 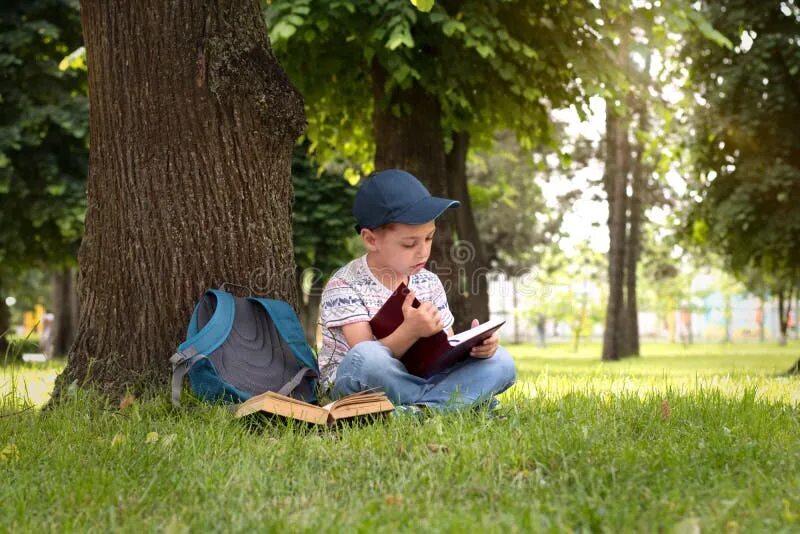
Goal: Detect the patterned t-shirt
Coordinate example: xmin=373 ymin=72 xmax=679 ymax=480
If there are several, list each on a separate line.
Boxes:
xmin=317 ymin=254 xmax=455 ymax=385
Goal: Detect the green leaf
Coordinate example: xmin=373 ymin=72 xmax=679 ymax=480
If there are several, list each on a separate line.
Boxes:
xmin=476 ymin=44 xmax=494 ymax=58
xmin=270 ymin=21 xmax=297 ymax=41
xmin=392 ymin=63 xmax=414 ymax=85
xmin=387 ymin=28 xmax=414 ymax=50
xmin=58 ymin=46 xmax=85 ymax=71
xmin=442 ymin=20 xmax=466 ymax=36
xmin=46 ymin=184 xmax=66 ymax=196
xmin=286 ymin=14 xmax=305 ymax=27
xmin=688 ymin=10 xmax=733 ymax=49
xmin=429 ymin=11 xmax=447 ymax=23
xmin=410 ymin=0 xmax=434 ymax=13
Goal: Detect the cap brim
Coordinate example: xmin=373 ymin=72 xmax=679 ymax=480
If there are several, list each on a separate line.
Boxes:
xmin=393 ymin=196 xmax=461 ymax=225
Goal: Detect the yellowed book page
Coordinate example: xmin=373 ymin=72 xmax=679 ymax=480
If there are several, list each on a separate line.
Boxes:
xmin=330 ymin=394 xmax=386 ymax=408
xmin=234 ymin=391 xmax=329 ymax=424
xmin=234 ymin=391 xmax=275 ymax=418
xmin=259 ymin=399 xmax=329 ymax=425
xmin=323 ymin=394 xmax=385 ymax=411
xmin=330 ymin=399 xmax=395 ymax=420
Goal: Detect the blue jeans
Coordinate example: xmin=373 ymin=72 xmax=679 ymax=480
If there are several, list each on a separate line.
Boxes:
xmin=332 ymin=340 xmax=517 ymax=410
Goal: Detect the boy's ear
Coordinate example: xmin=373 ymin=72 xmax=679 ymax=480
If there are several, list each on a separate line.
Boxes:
xmin=361 ymin=228 xmax=379 ymax=251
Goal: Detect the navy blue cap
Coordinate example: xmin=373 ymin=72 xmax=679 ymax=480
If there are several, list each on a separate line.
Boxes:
xmin=353 ymin=169 xmax=461 ymax=233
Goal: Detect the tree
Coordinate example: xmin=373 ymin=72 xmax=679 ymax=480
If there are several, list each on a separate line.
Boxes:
xmin=685 ymin=1 xmax=800 ymax=358
xmin=55 ymin=0 xmax=306 ymax=396
xmin=468 ymin=129 xmax=578 ymax=275
xmin=527 ymin=245 xmax=606 ymax=352
xmin=597 ymin=3 xmax=730 ymax=360
xmin=265 ymin=0 xmax=612 ymax=331
xmin=467 ymin=128 xmax=580 ymax=343
xmin=0 ymin=0 xmax=87 ymax=352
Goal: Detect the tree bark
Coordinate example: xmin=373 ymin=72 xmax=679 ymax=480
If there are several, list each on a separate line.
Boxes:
xmin=601 ymin=103 xmax=629 ymax=361
xmin=50 ymin=268 xmax=79 ymax=358
xmin=55 ymin=0 xmax=305 ymax=397
xmin=371 ymin=63 xmax=472 ymax=333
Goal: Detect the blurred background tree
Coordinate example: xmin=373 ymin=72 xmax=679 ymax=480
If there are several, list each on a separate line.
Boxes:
xmin=0 ymin=0 xmax=87 ymax=355
xmin=685 ymin=0 xmax=800 ymax=360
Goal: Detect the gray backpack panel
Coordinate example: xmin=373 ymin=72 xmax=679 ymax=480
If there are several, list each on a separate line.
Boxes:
xmin=193 ymin=293 xmax=313 ymax=399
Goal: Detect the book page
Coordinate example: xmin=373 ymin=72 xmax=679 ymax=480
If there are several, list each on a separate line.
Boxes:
xmin=330 ymin=399 xmax=395 ymax=420
xmin=447 ymin=319 xmax=505 ymax=346
xmin=324 ymin=391 xmax=387 ymax=410
xmin=234 ymin=391 xmax=328 ymax=424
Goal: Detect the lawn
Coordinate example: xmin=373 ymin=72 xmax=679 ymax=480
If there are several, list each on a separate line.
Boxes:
xmin=1 ymin=342 xmax=799 ymax=532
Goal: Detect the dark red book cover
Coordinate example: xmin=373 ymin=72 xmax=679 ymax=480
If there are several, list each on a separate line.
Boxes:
xmin=369 ymin=282 xmax=504 ymax=378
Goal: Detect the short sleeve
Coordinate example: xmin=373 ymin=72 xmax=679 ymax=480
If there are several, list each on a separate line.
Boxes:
xmin=431 ymin=277 xmax=455 ymax=330
xmin=319 ymin=278 xmax=370 ymax=328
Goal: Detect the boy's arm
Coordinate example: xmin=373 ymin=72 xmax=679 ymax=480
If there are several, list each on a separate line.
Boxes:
xmin=341 ymin=321 xmax=420 ymax=359
xmin=341 ymin=322 xmax=374 ymax=348
xmin=376 ymin=322 xmax=423 ymax=358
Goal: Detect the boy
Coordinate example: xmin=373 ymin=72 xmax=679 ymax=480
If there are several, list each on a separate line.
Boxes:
xmin=318 ymin=169 xmax=516 ymax=409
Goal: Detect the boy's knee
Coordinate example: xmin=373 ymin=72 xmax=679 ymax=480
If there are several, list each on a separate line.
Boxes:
xmin=334 ymin=340 xmax=396 ymax=394
xmin=489 ymin=346 xmax=517 ymax=388
xmin=351 ymin=340 xmax=397 ymax=379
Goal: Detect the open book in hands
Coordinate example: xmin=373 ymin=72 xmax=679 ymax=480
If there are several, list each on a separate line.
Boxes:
xmin=369 ymin=282 xmax=505 ymax=378
xmin=233 ymin=389 xmax=394 ymax=425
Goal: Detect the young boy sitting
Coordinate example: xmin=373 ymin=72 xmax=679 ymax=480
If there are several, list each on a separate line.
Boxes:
xmin=318 ymin=169 xmax=517 ymax=410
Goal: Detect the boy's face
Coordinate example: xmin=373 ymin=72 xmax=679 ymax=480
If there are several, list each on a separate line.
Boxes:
xmin=362 ymin=221 xmax=436 ymax=277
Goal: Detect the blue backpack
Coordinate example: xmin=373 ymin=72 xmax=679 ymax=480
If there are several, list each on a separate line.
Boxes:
xmin=169 ymin=287 xmax=319 ymax=406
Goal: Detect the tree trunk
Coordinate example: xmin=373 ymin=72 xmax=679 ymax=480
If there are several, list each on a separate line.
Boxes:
xmin=621 ymin=98 xmax=644 ymax=358
xmin=536 ymin=313 xmax=546 ymax=348
xmin=795 ymin=293 xmax=799 ymax=339
xmin=445 ymin=131 xmax=491 ymax=326
xmin=371 ymin=63 xmax=470 ymax=333
xmin=574 ymin=291 xmax=588 ymax=353
xmin=778 ymin=288 xmax=792 ymax=346
xmin=50 ymin=268 xmax=79 ymax=358
xmin=0 ymin=287 xmax=9 ymax=355
xmin=723 ymin=293 xmax=732 ymax=343
xmin=601 ymin=103 xmax=629 ymax=361
xmin=55 ymin=0 xmax=305 ymax=397
xmin=512 ymin=276 xmax=520 ymax=344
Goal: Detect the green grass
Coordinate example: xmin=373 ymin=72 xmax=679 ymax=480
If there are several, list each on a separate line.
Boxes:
xmin=1 ymin=342 xmax=799 ymax=532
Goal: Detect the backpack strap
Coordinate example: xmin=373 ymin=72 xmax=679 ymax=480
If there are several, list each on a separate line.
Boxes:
xmin=179 ymin=290 xmax=235 ymax=355
xmin=169 ymin=346 xmax=206 ymax=406
xmin=249 ymin=297 xmax=320 ymax=373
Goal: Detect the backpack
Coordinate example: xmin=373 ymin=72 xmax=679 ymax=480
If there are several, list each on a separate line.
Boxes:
xmin=169 ymin=287 xmax=319 ymax=406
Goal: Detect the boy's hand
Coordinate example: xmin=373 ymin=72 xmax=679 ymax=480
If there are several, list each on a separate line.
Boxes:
xmin=401 ymin=290 xmax=443 ymax=337
xmin=470 ymin=318 xmax=499 ymax=358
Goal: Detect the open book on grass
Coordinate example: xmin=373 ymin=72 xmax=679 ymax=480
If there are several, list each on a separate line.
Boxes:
xmin=369 ymin=282 xmax=505 ymax=378
xmin=233 ymin=389 xmax=394 ymax=425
